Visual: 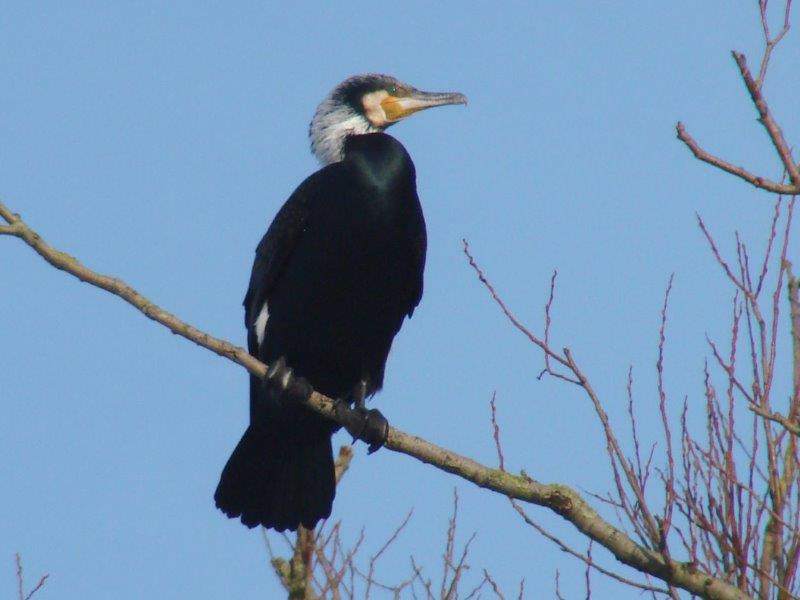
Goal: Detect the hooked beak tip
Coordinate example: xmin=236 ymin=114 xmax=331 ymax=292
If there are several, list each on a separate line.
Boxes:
xmin=422 ymin=91 xmax=468 ymax=108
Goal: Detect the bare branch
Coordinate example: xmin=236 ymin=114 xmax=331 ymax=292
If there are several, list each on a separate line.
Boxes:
xmin=510 ymin=500 xmax=670 ymax=595
xmin=334 ymin=446 xmax=354 ymax=484
xmin=756 ymin=0 xmax=793 ymax=87
xmin=675 ymin=10 xmax=799 ymax=197
xmin=489 ymin=392 xmax=505 ymax=472
xmin=0 ymin=202 xmax=759 ymax=599
xmin=14 ymin=555 xmax=48 ymax=600
xmin=364 ymin=509 xmax=413 ymax=599
xmin=731 ymin=51 xmax=800 ymax=189
xmin=748 ymin=404 xmax=800 ymax=436
xmin=555 ymin=570 xmax=566 ymax=600
xmin=462 ymin=239 xmax=578 ymax=383
xmin=483 ymin=569 xmax=505 ymax=600
xmin=676 ymin=123 xmax=798 ymax=195
xmin=491 ymin=394 xmax=670 ymax=595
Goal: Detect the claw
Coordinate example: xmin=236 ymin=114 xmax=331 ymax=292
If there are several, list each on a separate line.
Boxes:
xmin=334 ymin=400 xmax=389 ymax=454
xmin=363 ymin=409 xmax=389 ymax=454
xmin=334 ymin=400 xmax=360 ymax=441
xmin=263 ymin=356 xmax=312 ymax=404
xmin=265 ymin=356 xmax=287 ymax=382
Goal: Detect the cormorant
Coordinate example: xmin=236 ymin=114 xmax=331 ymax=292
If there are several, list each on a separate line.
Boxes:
xmin=215 ymin=74 xmax=466 ymax=531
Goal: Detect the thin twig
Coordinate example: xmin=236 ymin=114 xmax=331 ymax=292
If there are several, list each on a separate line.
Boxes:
xmin=364 ymin=509 xmax=413 ymax=599
xmin=675 ymin=123 xmax=798 ymax=195
xmin=14 ymin=555 xmax=48 ymax=600
xmin=510 ymin=500 xmax=670 ymax=595
xmin=731 ymin=51 xmax=800 ymax=188
xmin=756 ymin=0 xmax=793 ymax=87
xmin=490 ymin=397 xmax=669 ymax=595
xmin=749 ymin=404 xmax=800 ymax=436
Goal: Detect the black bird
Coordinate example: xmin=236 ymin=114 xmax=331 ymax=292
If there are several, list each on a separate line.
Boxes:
xmin=215 ymin=74 xmax=466 ymax=531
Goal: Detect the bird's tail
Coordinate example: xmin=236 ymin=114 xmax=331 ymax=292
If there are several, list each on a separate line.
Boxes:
xmin=215 ymin=413 xmax=336 ymax=531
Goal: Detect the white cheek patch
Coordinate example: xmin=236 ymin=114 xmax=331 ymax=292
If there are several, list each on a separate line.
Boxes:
xmin=361 ymin=90 xmax=390 ymax=128
xmin=254 ymin=303 xmax=269 ymax=346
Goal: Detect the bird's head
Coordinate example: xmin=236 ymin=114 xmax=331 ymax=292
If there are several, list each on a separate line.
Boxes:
xmin=309 ymin=74 xmax=467 ymax=165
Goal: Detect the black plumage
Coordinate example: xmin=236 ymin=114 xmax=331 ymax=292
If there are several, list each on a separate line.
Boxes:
xmin=215 ymin=74 xmax=465 ymax=531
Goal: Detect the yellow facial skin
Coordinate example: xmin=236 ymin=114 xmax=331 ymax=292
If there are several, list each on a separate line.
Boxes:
xmin=361 ymin=86 xmax=467 ymax=128
xmin=380 ymin=94 xmax=423 ymax=122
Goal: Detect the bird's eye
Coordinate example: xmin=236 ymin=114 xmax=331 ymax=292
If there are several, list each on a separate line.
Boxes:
xmin=389 ymin=85 xmax=397 ymax=95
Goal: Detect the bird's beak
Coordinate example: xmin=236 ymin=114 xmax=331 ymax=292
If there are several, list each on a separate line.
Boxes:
xmin=381 ymin=89 xmax=468 ymax=122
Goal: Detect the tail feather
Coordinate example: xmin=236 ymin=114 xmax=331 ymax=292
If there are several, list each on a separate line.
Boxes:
xmin=215 ymin=419 xmax=335 ymax=531
xmin=300 ymin=442 xmax=334 ymax=524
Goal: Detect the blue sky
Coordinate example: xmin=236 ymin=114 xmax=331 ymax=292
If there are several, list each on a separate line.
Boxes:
xmin=2 ymin=2 xmax=799 ymax=598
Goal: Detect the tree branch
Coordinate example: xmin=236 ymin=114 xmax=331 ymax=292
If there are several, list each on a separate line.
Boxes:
xmin=731 ymin=51 xmax=800 ymax=188
xmin=748 ymin=404 xmax=800 ymax=436
xmin=756 ymin=0 xmax=793 ymax=89
xmin=675 ymin=123 xmax=798 ymax=195
xmin=675 ymin=47 xmax=800 ymax=196
xmin=14 ymin=554 xmax=48 ymax=600
xmin=0 ymin=199 xmax=753 ymax=600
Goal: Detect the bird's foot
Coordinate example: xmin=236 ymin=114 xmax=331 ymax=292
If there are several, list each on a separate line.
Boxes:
xmin=334 ymin=401 xmax=389 ymax=454
xmin=263 ymin=356 xmax=312 ymax=404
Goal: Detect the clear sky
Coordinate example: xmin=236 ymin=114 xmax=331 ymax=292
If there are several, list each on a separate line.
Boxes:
xmin=2 ymin=2 xmax=799 ymax=598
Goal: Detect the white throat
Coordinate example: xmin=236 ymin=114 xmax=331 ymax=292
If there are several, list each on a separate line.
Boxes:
xmin=309 ymin=96 xmax=382 ymax=165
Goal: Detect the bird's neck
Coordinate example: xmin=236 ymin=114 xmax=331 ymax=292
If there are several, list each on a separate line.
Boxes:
xmin=309 ymin=106 xmax=379 ymax=165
